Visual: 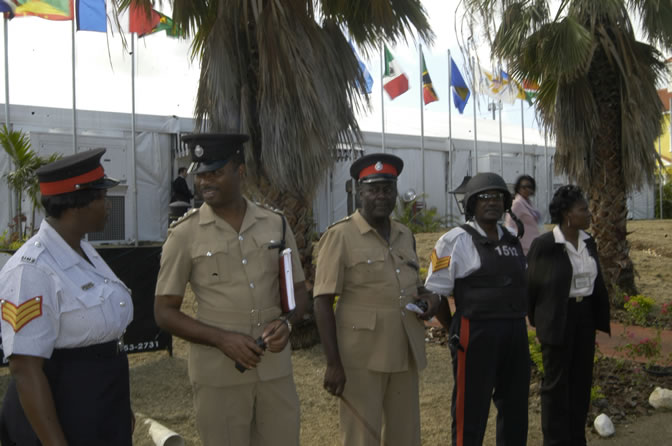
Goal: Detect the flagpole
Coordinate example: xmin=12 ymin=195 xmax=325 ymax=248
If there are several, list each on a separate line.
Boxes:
xmin=131 ymin=34 xmax=139 ymax=247
xmin=659 ymin=136 xmax=663 ymax=219
xmin=498 ymin=100 xmax=503 ymax=175
xmin=447 ymin=49 xmax=453 ymax=222
xmin=380 ymin=45 xmax=385 ymax=153
xmin=419 ymin=43 xmax=425 ymax=196
xmin=71 ymin=18 xmax=77 ymax=153
xmin=521 ymin=100 xmax=526 ymax=175
xmin=3 ymin=15 xmax=14 ymax=224
xmin=544 ymin=131 xmax=550 ymax=218
xmin=472 ymin=56 xmax=478 ymax=174
xmin=3 ymin=17 xmax=9 ymax=130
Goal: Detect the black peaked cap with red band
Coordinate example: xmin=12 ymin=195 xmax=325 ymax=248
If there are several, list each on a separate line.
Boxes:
xmin=36 ymin=148 xmax=119 ymax=197
xmin=350 ymin=153 xmax=404 ymax=183
xmin=182 ymin=133 xmax=249 ymax=174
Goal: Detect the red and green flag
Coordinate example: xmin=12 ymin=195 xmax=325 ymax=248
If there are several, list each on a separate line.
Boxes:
xmin=383 ymin=46 xmax=409 ymax=100
xmin=421 ymin=50 xmax=438 ymax=105
xmin=523 ymin=79 xmax=539 ymax=105
xmin=14 ymin=0 xmax=73 ymax=20
xmin=129 ymin=4 xmax=180 ymax=38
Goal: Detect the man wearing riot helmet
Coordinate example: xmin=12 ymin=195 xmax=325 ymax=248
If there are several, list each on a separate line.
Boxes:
xmin=425 ymin=172 xmax=530 ymax=446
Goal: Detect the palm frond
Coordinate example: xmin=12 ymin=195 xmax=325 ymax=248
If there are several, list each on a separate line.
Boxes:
xmin=628 ymin=0 xmax=672 ymax=51
xmin=320 ymin=0 xmax=434 ymax=54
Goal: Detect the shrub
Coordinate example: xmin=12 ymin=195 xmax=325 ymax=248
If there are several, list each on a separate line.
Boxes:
xmin=528 ymin=331 xmax=544 ymax=375
xmin=623 ymin=294 xmax=654 ymax=325
xmin=394 ymin=194 xmax=444 ymax=234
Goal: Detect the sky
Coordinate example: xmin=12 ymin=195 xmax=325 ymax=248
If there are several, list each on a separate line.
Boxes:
xmin=0 ymin=1 xmax=667 ymax=140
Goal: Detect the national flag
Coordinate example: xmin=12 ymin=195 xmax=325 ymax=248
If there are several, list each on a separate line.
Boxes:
xmin=383 ymin=46 xmax=409 ymax=100
xmin=129 ymin=4 xmax=179 ymax=38
xmin=14 ymin=0 xmax=73 ymax=20
xmin=450 ymin=57 xmax=470 ymax=114
xmin=0 ymin=0 xmax=16 ymax=18
xmin=349 ymin=41 xmax=373 ymax=94
xmin=522 ymin=79 xmax=539 ymax=104
xmin=76 ymin=0 xmax=105 ymax=32
xmin=421 ymin=50 xmax=438 ymax=105
xmin=500 ymin=71 xmax=526 ymax=104
xmin=478 ymin=67 xmax=524 ymax=104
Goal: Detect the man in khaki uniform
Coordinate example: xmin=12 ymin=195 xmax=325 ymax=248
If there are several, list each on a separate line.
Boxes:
xmin=154 ymin=133 xmax=308 ymax=446
xmin=313 ymin=153 xmax=440 ymax=446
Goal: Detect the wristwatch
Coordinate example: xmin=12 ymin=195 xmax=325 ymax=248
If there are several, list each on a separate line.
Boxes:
xmin=280 ymin=317 xmax=292 ymax=333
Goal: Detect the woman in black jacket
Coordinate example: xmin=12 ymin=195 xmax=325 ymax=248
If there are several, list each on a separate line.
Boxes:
xmin=527 ymin=185 xmax=611 ymax=446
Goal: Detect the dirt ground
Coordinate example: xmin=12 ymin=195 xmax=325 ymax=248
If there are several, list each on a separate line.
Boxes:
xmin=0 ymin=220 xmax=670 ymax=445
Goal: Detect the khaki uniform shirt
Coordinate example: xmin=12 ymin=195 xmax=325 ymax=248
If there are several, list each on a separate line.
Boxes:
xmin=313 ymin=210 xmax=427 ymax=373
xmin=156 ymin=199 xmax=305 ymax=386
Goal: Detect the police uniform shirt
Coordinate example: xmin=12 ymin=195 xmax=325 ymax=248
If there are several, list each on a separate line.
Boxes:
xmin=424 ymin=221 xmax=517 ymax=296
xmin=0 ymin=220 xmax=134 ymax=359
xmin=313 ymin=210 xmax=427 ymax=373
xmin=552 ymin=226 xmax=597 ymax=298
xmin=155 ymin=199 xmax=305 ymax=386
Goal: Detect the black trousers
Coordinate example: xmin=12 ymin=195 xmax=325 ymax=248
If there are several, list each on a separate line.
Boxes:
xmin=449 ymin=315 xmax=531 ymax=446
xmin=0 ymin=346 xmax=132 ymax=446
xmin=540 ymin=299 xmax=596 ymax=446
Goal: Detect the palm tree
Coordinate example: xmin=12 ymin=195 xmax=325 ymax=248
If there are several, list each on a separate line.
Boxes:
xmin=115 ymin=0 xmax=433 ymax=345
xmin=1 ymin=125 xmax=34 ymax=239
xmin=1 ymin=126 xmax=62 ymax=239
xmin=460 ymin=0 xmax=672 ymax=297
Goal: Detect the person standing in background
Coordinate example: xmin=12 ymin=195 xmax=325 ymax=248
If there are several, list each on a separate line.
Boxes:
xmin=505 ymin=175 xmax=541 ymax=255
xmin=171 ymin=167 xmax=193 ymax=203
xmin=527 ymin=185 xmax=610 ymax=446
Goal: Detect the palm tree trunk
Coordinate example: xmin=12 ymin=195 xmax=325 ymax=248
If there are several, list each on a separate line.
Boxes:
xmin=587 ymin=48 xmax=637 ymax=300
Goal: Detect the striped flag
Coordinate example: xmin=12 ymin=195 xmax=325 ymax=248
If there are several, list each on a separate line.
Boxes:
xmin=383 ymin=46 xmax=409 ymax=100
xmin=13 ymin=0 xmax=73 ymax=20
xmin=421 ymin=50 xmax=438 ymax=105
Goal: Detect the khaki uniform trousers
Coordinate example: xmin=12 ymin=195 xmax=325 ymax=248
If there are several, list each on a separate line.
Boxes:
xmin=193 ymin=375 xmax=300 ymax=446
xmin=340 ymin=355 xmax=420 ymax=446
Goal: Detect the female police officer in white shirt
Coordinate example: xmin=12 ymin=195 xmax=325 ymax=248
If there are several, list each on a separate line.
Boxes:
xmin=0 ymin=149 xmax=134 ymax=446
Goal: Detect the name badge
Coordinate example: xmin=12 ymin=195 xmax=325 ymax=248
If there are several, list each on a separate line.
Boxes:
xmin=574 ymin=273 xmax=591 ymax=289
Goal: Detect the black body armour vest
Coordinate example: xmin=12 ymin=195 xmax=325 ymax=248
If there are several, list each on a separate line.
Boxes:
xmin=453 ymin=224 xmax=527 ymax=319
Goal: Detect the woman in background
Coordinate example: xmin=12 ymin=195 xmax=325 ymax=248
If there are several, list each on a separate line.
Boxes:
xmin=527 ymin=185 xmax=611 ymax=446
xmin=505 ymin=174 xmax=541 ymax=255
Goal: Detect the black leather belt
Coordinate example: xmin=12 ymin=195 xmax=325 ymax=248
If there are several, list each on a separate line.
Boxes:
xmin=51 ymin=339 xmax=124 ymax=360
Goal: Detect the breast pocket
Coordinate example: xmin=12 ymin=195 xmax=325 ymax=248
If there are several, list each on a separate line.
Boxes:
xmin=192 ymin=243 xmax=229 ymax=285
xmin=253 ymin=232 xmax=283 ymax=275
xmin=347 ymin=249 xmax=387 ymax=273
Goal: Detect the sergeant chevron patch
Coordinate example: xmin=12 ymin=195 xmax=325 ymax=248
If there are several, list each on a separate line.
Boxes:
xmin=1 ymin=297 xmax=43 ymax=332
xmin=430 ymin=249 xmax=451 ymax=272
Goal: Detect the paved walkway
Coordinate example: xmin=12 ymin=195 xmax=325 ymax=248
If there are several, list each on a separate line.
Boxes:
xmin=429 ymin=298 xmax=672 ymax=366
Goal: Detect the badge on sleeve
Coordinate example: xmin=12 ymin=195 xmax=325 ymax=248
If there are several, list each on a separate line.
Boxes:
xmin=430 ymin=249 xmax=451 ymax=272
xmin=1 ymin=296 xmax=43 ymax=332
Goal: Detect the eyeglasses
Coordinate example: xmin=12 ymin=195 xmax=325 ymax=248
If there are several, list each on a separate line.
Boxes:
xmin=476 ymin=192 xmax=504 ymax=201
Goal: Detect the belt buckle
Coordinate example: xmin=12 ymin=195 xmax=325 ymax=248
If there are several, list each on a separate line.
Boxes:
xmin=575 ymin=296 xmax=584 ymax=303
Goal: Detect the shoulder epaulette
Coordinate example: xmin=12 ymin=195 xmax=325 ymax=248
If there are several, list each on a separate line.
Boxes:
xmin=327 ymin=215 xmax=352 ymax=229
xmin=18 ymin=239 xmax=46 ymax=264
xmin=169 ymin=208 xmax=199 ymax=228
xmin=254 ymin=201 xmax=284 ymax=216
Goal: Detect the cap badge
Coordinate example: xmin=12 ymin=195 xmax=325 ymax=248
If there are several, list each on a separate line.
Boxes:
xmin=194 ymin=145 xmax=204 ymax=158
xmin=374 ymin=162 xmax=383 ymax=171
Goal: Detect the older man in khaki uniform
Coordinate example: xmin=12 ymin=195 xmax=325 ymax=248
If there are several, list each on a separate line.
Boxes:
xmin=314 ymin=153 xmax=440 ymax=446
xmin=154 ymin=133 xmax=308 ymax=446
